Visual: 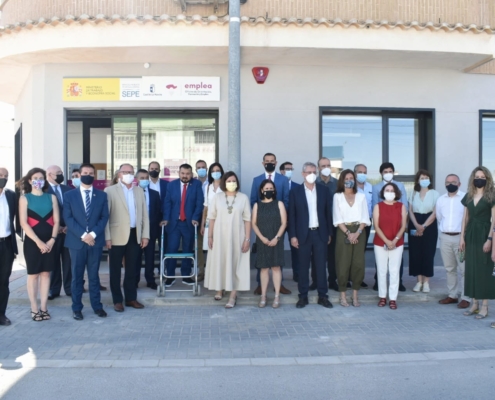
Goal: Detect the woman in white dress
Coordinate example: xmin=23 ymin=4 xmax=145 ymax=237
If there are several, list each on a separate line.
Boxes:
xmin=201 ymin=162 xmax=224 ymax=252
xmin=204 ymin=171 xmax=251 ymax=308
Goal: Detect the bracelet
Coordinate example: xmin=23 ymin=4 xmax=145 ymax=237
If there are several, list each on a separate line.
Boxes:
xmin=51 ymin=236 xmax=57 ymax=240
xmin=244 ymin=238 xmax=250 ymax=242
xmin=395 ymin=236 xmax=400 ymax=240
xmin=345 ymin=230 xmax=350 ymax=236
xmin=357 ymin=229 xmax=363 ymax=234
xmin=275 ymin=236 xmax=280 ymax=241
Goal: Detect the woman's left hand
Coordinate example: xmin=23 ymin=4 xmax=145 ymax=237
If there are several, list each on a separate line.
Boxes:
xmin=241 ymin=240 xmax=250 ymax=253
xmin=267 ymin=238 xmax=278 ymax=247
xmin=347 ymin=232 xmax=359 ymax=244
xmin=483 ymin=240 xmax=492 ymax=253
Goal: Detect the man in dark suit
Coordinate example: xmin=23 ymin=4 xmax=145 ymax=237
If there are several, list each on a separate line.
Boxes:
xmin=46 ymin=164 xmax=73 ymax=300
xmin=161 ymin=164 xmax=204 ymax=287
xmin=289 ymin=161 xmax=333 ymax=309
xmin=251 ymin=152 xmax=291 ymax=295
xmin=135 ymin=169 xmax=162 ymax=289
xmin=280 ymin=161 xmax=300 ymax=282
xmin=0 ymin=168 xmax=18 ymax=326
xmin=63 ymin=163 xmax=109 ymax=320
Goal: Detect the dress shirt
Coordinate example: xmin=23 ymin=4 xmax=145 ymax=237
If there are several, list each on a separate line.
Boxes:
xmin=0 ymin=190 xmax=11 ymax=237
xmin=120 ymin=182 xmax=136 ymax=228
xmin=201 ymin=180 xmax=208 ymax=197
xmin=265 ymin=171 xmax=279 ymax=180
xmin=409 ymin=190 xmax=440 ymax=214
xmin=79 ymin=185 xmax=96 ymax=239
xmin=333 ymin=192 xmax=371 ymax=226
xmin=49 ymin=182 xmax=63 ymax=204
xmin=149 ymin=179 xmax=161 ymax=196
xmin=304 ymin=184 xmax=318 ymax=228
xmin=357 ymin=181 xmax=373 ymax=219
xmin=436 ymin=190 xmax=465 ymax=233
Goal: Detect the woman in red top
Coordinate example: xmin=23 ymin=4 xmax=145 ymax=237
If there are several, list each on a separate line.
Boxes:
xmin=373 ymin=183 xmax=407 ymax=309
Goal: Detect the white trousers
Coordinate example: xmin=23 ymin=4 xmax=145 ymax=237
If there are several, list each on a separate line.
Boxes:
xmin=374 ymin=245 xmax=404 ymax=301
xmin=439 ymin=233 xmax=469 ymax=301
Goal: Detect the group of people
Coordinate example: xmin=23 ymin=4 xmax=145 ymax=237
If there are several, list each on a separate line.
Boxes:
xmin=0 ymin=154 xmax=494 ymax=330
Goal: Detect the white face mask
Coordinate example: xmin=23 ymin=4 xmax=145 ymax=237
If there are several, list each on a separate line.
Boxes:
xmin=121 ymin=174 xmax=134 ymax=185
xmin=384 ymin=192 xmax=395 ymax=202
xmin=320 ymin=167 xmax=331 ymax=177
xmin=305 ymin=173 xmax=317 ymax=184
xmin=383 ymin=173 xmax=394 ymax=182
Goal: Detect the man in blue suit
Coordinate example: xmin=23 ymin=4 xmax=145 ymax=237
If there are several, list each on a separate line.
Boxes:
xmin=289 ymin=161 xmax=333 ymax=309
xmin=46 ymin=164 xmax=73 ymax=300
xmin=251 ymin=153 xmax=291 ymax=295
xmin=371 ymin=162 xmax=409 ymax=292
xmin=161 ymin=164 xmax=204 ymax=287
xmin=135 ymin=169 xmax=162 ymax=290
xmin=63 ymin=163 xmax=109 ymax=320
xmin=280 ymin=161 xmax=300 ymax=282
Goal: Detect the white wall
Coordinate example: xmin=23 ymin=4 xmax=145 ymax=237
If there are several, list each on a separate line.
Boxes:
xmin=0 ymin=101 xmax=15 ymax=189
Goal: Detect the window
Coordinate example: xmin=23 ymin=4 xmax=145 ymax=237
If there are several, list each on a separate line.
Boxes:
xmin=480 ymin=112 xmax=495 ymax=175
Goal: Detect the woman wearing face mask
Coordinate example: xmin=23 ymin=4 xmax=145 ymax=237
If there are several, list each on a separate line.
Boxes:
xmin=204 ymin=171 xmax=251 ymax=308
xmin=333 ymin=169 xmax=370 ymax=307
xmin=373 ymin=183 xmax=408 ymax=309
xmin=17 ymin=168 xmax=60 ymax=321
xmin=460 ymin=166 xmax=495 ymax=320
xmin=408 ymin=170 xmax=439 ymax=293
xmin=251 ymin=180 xmax=287 ymax=308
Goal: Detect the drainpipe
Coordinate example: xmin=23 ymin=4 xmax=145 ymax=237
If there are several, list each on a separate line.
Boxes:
xmin=228 ymin=0 xmax=241 ymax=174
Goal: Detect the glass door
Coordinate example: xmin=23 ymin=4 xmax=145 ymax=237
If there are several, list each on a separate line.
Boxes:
xmin=112 ymin=116 xmax=138 ymax=181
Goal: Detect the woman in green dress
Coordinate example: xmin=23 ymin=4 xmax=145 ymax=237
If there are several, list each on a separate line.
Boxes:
xmin=459 ymin=166 xmax=495 ymax=320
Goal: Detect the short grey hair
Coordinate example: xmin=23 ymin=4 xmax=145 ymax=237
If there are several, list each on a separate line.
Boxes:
xmin=302 ymin=162 xmax=317 ymax=172
xmin=119 ymin=163 xmax=134 ymax=172
xmin=354 ymin=164 xmax=367 ymax=172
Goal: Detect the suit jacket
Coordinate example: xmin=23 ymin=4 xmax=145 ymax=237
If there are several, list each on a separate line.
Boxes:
xmin=157 ymin=179 xmax=169 ymax=201
xmin=289 ymin=180 xmax=300 ymax=191
xmin=47 ymin=184 xmax=72 ymax=227
xmin=163 ymin=179 xmax=204 ymax=233
xmin=63 ymin=187 xmax=109 ymax=249
xmin=372 ymin=180 xmax=409 ymax=209
xmin=146 ymin=187 xmax=162 ymax=236
xmin=289 ymin=183 xmax=334 ymax=245
xmin=3 ymin=189 xmax=18 ymax=255
xmin=104 ymin=184 xmax=150 ymax=245
xmin=250 ymin=172 xmax=290 ymax=211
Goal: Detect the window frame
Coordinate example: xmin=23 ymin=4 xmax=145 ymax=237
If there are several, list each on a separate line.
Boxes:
xmin=479 ymin=110 xmax=495 ymax=166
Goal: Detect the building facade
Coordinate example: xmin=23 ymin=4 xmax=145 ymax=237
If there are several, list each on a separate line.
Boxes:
xmin=0 ymin=0 xmax=494 ymax=191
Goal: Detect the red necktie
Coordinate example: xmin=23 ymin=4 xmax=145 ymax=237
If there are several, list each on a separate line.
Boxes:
xmin=268 ymin=174 xmax=272 ymax=181
xmin=180 ymin=183 xmax=187 ymax=221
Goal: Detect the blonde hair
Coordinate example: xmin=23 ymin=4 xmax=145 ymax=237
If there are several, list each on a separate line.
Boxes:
xmin=466 ymin=166 xmax=495 ymax=203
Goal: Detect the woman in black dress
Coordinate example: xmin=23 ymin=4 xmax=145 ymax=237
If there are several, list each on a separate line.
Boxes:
xmin=252 ymin=179 xmax=287 ymax=308
xmin=18 ymin=168 xmax=60 ymax=321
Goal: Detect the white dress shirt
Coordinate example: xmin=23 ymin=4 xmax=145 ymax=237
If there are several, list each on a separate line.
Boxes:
xmin=304 ymin=184 xmax=318 ymax=228
xmin=333 ymin=192 xmax=371 ymax=226
xmin=120 ymin=182 xmax=136 ymax=228
xmin=357 ymin=182 xmax=373 ymax=219
xmin=79 ymin=185 xmax=96 ymax=238
xmin=436 ymin=190 xmax=466 ymax=233
xmin=149 ymin=179 xmax=161 ymax=196
xmin=0 ymin=190 xmax=11 ymax=237
xmin=265 ymin=171 xmax=277 ymax=181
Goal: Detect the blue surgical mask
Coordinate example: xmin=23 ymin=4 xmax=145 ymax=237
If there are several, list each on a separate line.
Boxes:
xmin=344 ymin=180 xmax=355 ymax=189
xmin=419 ymin=179 xmax=430 ymax=188
xmin=72 ymin=178 xmax=81 ymax=188
xmin=356 ymin=173 xmax=367 ymax=183
xmin=285 ymin=170 xmax=293 ymax=179
xmin=197 ymin=168 xmax=207 ymax=178
xmin=139 ymin=180 xmax=150 ymax=189
xmin=211 ymin=171 xmax=222 ymax=180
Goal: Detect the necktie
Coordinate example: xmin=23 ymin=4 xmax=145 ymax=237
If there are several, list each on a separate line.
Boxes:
xmin=268 ymin=174 xmax=272 ymax=181
xmin=55 ymin=186 xmax=63 ymax=205
xmin=84 ymin=190 xmax=91 ymax=223
xmin=180 ymin=183 xmax=187 ymax=221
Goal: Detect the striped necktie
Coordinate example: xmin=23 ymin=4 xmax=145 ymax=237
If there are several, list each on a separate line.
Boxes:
xmin=84 ymin=190 xmax=91 ymax=222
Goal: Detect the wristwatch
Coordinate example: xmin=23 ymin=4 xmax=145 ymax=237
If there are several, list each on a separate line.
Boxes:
xmin=357 ymin=229 xmax=363 ymax=234
xmin=275 ymin=236 xmax=280 ymax=241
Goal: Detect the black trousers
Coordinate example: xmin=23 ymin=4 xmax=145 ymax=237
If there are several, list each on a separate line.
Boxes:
xmin=137 ymin=226 xmax=160 ymax=285
xmin=50 ymin=232 xmax=72 ymax=296
xmin=311 ymin=235 xmax=336 ymax=285
xmin=109 ymin=228 xmax=141 ymax=304
xmin=0 ymin=238 xmax=15 ymax=316
xmin=299 ymin=230 xmax=328 ymax=299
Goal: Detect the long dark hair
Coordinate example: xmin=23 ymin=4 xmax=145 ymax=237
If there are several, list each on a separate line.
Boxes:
xmin=17 ymin=168 xmax=49 ymax=194
xmin=259 ymin=179 xmax=277 ymax=200
xmin=208 ymin=162 xmax=225 ymax=184
xmin=336 ymin=169 xmax=357 ymax=194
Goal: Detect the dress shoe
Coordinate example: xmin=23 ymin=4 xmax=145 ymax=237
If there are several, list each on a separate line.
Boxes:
xmin=100 ymin=285 xmax=107 ymax=291
xmin=309 ymin=282 xmax=317 ymax=291
xmin=0 ymin=315 xmax=11 ymax=326
xmin=398 ymin=283 xmax=406 ymax=292
xmin=48 ymin=294 xmax=60 ymax=300
xmin=360 ymin=281 xmax=368 ymax=288
xmin=279 ymin=285 xmax=291 ymax=295
xmin=73 ymin=311 xmax=83 ymax=320
xmin=254 ymin=285 xmax=262 ymax=295
xmin=329 ymin=282 xmax=339 ymax=292
xmin=457 ymin=300 xmax=470 ymax=309
xmin=165 ymin=278 xmax=176 ymax=287
xmin=373 ymin=282 xmax=378 ymax=291
xmin=147 ymin=282 xmax=158 ymax=290
xmin=125 ymin=300 xmax=145 ymax=309
xmin=114 ymin=303 xmax=124 ymax=312
xmin=318 ymin=297 xmax=333 ymax=308
xmin=94 ymin=309 xmax=107 ymax=318
xmin=439 ymin=297 xmax=458 ymax=305
xmin=182 ymin=278 xmax=195 ymax=285
xmin=296 ymin=297 xmax=309 ymax=308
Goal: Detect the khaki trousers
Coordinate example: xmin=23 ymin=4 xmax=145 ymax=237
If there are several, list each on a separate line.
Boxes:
xmin=439 ymin=232 xmax=469 ymax=301
xmin=335 ymin=225 xmax=366 ymax=291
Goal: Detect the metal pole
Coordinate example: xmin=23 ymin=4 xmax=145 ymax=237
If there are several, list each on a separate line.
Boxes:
xmin=228 ymin=0 xmax=241 ymax=174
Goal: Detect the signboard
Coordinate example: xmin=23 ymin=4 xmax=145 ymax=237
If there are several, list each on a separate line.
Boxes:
xmin=163 ymin=159 xmax=187 ymax=179
xmin=64 ymin=77 xmax=220 ymax=102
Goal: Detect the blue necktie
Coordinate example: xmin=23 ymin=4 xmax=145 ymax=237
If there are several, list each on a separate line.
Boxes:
xmin=84 ymin=190 xmax=91 ymax=224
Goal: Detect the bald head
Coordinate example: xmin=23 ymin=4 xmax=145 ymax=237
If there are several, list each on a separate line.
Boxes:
xmin=46 ymin=165 xmax=64 ymax=185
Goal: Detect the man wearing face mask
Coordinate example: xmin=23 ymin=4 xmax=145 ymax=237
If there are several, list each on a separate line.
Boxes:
xmin=0 ymin=168 xmax=18 ymax=326
xmin=436 ymin=174 xmax=470 ymax=308
xmin=105 ymin=164 xmax=150 ymax=312
xmin=46 ymin=165 xmax=73 ymax=300
xmin=372 ymin=162 xmax=409 ymax=292
xmin=195 ymin=160 xmax=208 ymax=281
xmin=280 ymin=162 xmax=300 ymax=282
xmin=64 ymin=163 xmax=109 ymax=320
xmin=250 ymin=153 xmax=291 ymax=295
xmin=135 ymin=169 xmax=162 ymax=290
xmin=71 ymin=169 xmax=81 ymax=189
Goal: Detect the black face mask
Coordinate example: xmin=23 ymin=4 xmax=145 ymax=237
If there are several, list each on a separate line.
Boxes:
xmin=263 ymin=190 xmax=275 ymax=199
xmin=149 ymin=170 xmax=159 ymax=179
xmin=473 ymin=178 xmax=487 ymax=188
xmin=0 ymin=178 xmax=7 ymax=189
xmin=264 ymin=163 xmax=276 ymax=173
xmin=55 ymin=174 xmax=64 ymax=184
xmin=80 ymin=175 xmax=94 ymax=185
xmin=446 ymin=184 xmax=458 ymax=193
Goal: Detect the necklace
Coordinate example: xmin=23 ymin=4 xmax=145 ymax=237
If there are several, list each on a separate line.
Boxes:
xmin=225 ymin=193 xmax=237 ymax=214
